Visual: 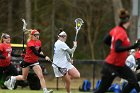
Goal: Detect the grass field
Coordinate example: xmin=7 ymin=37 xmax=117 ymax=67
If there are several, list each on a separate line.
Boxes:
xmin=0 ymin=89 xmax=91 ymax=93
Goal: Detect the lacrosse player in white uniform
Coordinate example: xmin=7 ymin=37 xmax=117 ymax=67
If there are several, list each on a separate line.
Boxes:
xmin=120 ymin=49 xmax=137 ymax=84
xmin=52 ymin=29 xmax=80 ymax=93
xmin=125 ymin=49 xmax=137 ymax=71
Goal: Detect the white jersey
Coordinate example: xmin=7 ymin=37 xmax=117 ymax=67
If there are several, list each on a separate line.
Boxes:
xmin=53 ymin=40 xmax=74 ymax=68
xmin=125 ymin=55 xmax=136 ymax=71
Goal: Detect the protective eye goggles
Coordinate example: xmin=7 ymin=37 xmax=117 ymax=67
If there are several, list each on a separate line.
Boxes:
xmin=33 ymin=34 xmax=40 ymax=37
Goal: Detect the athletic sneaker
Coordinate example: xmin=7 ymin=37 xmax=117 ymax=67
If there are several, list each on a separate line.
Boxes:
xmin=44 ymin=89 xmax=53 ymax=93
xmin=4 ymin=78 xmax=13 ymax=90
xmin=10 ymin=76 xmax=16 ymax=89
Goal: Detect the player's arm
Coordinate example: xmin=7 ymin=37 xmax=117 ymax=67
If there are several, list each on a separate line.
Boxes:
xmin=0 ymin=50 xmax=6 ymax=59
xmin=104 ymin=34 xmax=112 ymax=46
xmin=115 ymin=39 xmax=138 ymax=52
xmin=30 ymin=46 xmax=45 ymax=58
xmin=62 ymin=42 xmax=77 ymax=54
xmin=66 ymin=46 xmax=77 ymax=54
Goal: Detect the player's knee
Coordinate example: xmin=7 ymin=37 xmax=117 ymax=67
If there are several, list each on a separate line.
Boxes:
xmin=76 ymin=72 xmax=80 ymax=78
xmin=73 ymin=72 xmax=80 ymax=79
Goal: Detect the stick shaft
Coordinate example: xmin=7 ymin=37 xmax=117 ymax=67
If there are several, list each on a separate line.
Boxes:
xmin=22 ymin=32 xmax=25 ymax=53
xmin=50 ymin=60 xmax=60 ymax=68
xmin=72 ymin=30 xmax=79 ymax=58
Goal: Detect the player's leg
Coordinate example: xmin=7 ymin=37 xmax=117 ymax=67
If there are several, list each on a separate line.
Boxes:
xmin=33 ymin=65 xmax=53 ymax=93
xmin=62 ymin=74 xmax=71 ymax=93
xmin=4 ymin=67 xmax=29 ymax=90
xmin=68 ymin=66 xmax=80 ymax=79
xmin=94 ymin=63 xmax=116 ymax=93
xmin=4 ymin=64 xmax=19 ymax=89
xmin=0 ymin=67 xmax=4 ymax=87
xmin=94 ymin=74 xmax=115 ymax=93
xmin=120 ymin=65 xmax=140 ymax=93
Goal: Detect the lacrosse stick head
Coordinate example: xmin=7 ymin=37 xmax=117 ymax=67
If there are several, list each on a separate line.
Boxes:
xmin=21 ymin=18 xmax=27 ymax=32
xmin=75 ymin=18 xmax=84 ymax=32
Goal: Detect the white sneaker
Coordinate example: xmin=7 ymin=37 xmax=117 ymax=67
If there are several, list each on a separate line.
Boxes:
xmin=4 ymin=79 xmax=13 ymax=90
xmin=10 ymin=76 xmax=16 ymax=89
xmin=44 ymin=90 xmax=53 ymax=93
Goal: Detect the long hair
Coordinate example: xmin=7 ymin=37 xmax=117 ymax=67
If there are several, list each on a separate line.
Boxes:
xmin=26 ymin=29 xmax=32 ymax=42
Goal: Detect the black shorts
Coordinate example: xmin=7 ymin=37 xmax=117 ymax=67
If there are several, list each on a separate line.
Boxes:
xmin=20 ymin=61 xmax=39 ymax=68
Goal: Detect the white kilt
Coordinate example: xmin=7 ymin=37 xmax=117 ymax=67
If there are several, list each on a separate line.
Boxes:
xmin=52 ymin=63 xmax=74 ymax=77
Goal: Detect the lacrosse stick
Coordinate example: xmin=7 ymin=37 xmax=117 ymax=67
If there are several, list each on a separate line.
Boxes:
xmin=21 ymin=18 xmax=27 ymax=53
xmin=72 ymin=18 xmax=84 ymax=58
xmin=50 ymin=60 xmax=67 ymax=75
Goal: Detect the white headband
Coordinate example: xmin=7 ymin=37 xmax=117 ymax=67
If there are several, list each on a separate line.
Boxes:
xmin=59 ymin=31 xmax=67 ymax=36
xmin=129 ymin=49 xmax=135 ymax=54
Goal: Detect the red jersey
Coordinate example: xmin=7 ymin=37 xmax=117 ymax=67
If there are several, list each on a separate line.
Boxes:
xmin=24 ymin=40 xmax=41 ymax=63
xmin=105 ymin=26 xmax=130 ymax=66
xmin=0 ymin=43 xmax=12 ymax=67
xmin=135 ymin=49 xmax=140 ymax=59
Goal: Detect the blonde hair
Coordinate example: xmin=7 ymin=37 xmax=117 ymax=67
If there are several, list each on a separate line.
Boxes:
xmin=26 ymin=29 xmax=39 ymax=42
xmin=25 ymin=29 xmax=32 ymax=42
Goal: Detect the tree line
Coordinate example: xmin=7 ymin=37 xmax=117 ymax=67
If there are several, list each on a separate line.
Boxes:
xmin=0 ymin=0 xmax=133 ymax=60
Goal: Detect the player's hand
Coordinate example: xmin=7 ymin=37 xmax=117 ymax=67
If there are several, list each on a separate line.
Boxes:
xmin=40 ymin=51 xmax=44 ymax=55
xmin=70 ymin=59 xmax=73 ymax=64
xmin=45 ymin=56 xmax=50 ymax=61
xmin=73 ymin=41 xmax=77 ymax=47
xmin=133 ymin=39 xmax=140 ymax=49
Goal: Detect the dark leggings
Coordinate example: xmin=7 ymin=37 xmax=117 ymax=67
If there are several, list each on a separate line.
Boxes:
xmin=94 ymin=62 xmax=140 ymax=93
xmin=0 ymin=64 xmax=18 ymax=81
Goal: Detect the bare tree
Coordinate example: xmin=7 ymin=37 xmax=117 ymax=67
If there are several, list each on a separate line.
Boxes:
xmin=112 ymin=0 xmax=123 ymax=25
xmin=7 ymin=0 xmax=13 ymax=32
xmin=25 ymin=0 xmax=31 ymax=28
xmin=61 ymin=0 xmax=113 ymax=59
xmin=130 ymin=0 xmax=138 ymax=42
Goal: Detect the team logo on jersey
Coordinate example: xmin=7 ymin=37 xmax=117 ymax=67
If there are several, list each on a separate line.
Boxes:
xmin=6 ymin=48 xmax=12 ymax=57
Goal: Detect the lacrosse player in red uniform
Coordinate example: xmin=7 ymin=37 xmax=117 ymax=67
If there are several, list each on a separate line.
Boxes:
xmin=94 ymin=9 xmax=140 ymax=93
xmin=4 ymin=30 xmax=53 ymax=93
xmin=0 ymin=33 xmax=21 ymax=88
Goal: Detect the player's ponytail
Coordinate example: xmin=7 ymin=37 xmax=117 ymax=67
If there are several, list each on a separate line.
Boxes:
xmin=58 ymin=28 xmax=63 ymax=35
xmin=0 ymin=33 xmax=4 ymax=43
xmin=119 ymin=8 xmax=130 ymax=25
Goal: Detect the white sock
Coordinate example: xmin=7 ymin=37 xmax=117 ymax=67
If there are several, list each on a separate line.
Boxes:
xmin=11 ymin=76 xmax=16 ymax=81
xmin=43 ymin=88 xmax=48 ymax=92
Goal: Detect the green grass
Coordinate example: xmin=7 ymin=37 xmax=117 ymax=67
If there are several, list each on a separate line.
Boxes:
xmin=0 ymin=89 xmax=91 ymax=93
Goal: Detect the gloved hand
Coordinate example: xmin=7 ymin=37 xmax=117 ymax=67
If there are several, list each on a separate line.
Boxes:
xmin=132 ymin=39 xmax=140 ymax=49
xmin=136 ymin=39 xmax=140 ymax=44
xmin=73 ymin=41 xmax=77 ymax=47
